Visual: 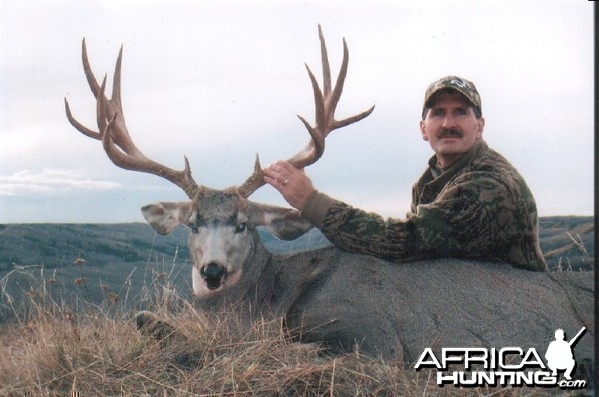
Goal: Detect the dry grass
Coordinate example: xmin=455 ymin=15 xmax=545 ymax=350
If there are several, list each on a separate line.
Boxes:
xmin=0 ymin=269 xmax=589 ymax=396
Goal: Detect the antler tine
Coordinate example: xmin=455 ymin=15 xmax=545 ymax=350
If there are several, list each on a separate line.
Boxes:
xmin=66 ymin=40 xmax=200 ymax=199
xmin=112 ymin=44 xmax=124 ymax=109
xmin=319 ymin=25 xmax=332 ymax=100
xmin=237 ymin=26 xmax=374 ymax=199
xmin=81 ymin=38 xmax=101 ymax=99
xmin=98 ymin=46 xmax=135 ymax=154
xmin=236 ymin=154 xmax=264 ymax=199
xmin=64 ymin=98 xmax=101 ymax=139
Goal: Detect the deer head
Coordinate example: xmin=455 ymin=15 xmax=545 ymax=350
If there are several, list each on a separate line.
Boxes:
xmin=65 ymin=26 xmax=374 ymax=297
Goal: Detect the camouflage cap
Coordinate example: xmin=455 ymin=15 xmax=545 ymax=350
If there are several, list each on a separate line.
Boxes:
xmin=422 ymin=76 xmax=482 ymax=119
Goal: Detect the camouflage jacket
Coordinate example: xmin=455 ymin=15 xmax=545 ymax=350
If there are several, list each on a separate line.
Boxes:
xmin=301 ymin=140 xmax=546 ymax=271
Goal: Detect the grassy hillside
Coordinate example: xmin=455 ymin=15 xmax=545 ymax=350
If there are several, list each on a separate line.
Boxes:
xmin=538 ymin=216 xmax=594 ymax=271
xmin=0 ymin=223 xmax=330 ymax=272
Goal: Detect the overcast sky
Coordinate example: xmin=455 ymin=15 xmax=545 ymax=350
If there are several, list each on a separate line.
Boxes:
xmin=0 ymin=0 xmax=594 ymax=224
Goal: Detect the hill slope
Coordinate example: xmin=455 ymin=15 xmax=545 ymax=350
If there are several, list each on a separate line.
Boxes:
xmin=0 ymin=216 xmax=593 ymax=271
xmin=0 ymin=217 xmax=593 ymax=323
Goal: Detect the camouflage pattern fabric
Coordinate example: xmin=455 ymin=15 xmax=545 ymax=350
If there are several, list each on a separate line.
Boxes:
xmin=301 ymin=140 xmax=546 ymax=271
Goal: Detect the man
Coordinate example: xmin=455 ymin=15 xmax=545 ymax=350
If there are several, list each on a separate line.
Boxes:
xmin=263 ymin=76 xmax=546 ymax=271
xmin=545 ymin=329 xmax=577 ymax=380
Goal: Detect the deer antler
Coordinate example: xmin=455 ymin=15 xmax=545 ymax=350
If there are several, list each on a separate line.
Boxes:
xmin=237 ymin=25 xmax=375 ymax=198
xmin=65 ymin=39 xmax=200 ymax=199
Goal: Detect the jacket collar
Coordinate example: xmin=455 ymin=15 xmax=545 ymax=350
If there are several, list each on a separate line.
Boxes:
xmin=417 ymin=139 xmax=488 ymax=198
xmin=427 ymin=139 xmax=487 ymax=179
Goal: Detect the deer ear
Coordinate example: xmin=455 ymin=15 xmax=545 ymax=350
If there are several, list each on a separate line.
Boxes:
xmin=141 ymin=202 xmax=193 ymax=235
xmin=248 ymin=202 xmax=313 ymax=241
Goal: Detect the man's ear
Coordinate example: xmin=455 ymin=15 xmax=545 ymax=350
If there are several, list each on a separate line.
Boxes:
xmin=420 ymin=120 xmax=429 ymax=141
xmin=141 ymin=202 xmax=193 ymax=235
xmin=248 ymin=202 xmax=313 ymax=241
xmin=476 ymin=117 xmax=485 ymax=138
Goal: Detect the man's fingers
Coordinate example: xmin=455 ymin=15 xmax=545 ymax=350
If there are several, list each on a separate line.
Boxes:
xmin=264 ymin=175 xmax=284 ymax=192
xmin=274 ymin=160 xmax=303 ymax=174
xmin=264 ymin=162 xmax=295 ymax=185
xmin=274 ymin=160 xmax=293 ymax=171
xmin=262 ymin=167 xmax=276 ymax=178
xmin=266 ymin=159 xmax=306 ymax=176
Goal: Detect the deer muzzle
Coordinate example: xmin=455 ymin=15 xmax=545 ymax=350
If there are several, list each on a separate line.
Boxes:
xmin=200 ymin=263 xmax=227 ymax=290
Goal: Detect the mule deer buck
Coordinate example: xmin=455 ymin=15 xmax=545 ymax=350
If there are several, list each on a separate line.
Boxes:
xmin=65 ymin=28 xmax=594 ymax=366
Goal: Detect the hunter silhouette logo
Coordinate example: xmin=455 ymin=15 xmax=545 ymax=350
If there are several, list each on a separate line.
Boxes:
xmin=545 ymin=327 xmax=586 ymax=381
xmin=413 ymin=327 xmax=588 ymax=389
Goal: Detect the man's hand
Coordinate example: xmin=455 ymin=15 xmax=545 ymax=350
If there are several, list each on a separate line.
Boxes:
xmin=263 ymin=161 xmax=315 ymax=211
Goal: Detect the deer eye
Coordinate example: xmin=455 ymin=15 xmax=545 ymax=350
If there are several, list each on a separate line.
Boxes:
xmin=190 ymin=224 xmax=199 ymax=234
xmin=235 ymin=222 xmax=247 ymax=234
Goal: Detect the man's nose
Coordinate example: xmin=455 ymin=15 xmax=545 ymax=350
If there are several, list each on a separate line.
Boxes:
xmin=442 ymin=115 xmax=457 ymax=128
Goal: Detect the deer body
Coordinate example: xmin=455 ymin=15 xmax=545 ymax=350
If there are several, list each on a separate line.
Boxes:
xmin=153 ymin=235 xmax=594 ymax=363
xmin=280 ymin=251 xmax=593 ymax=362
xmin=66 ymin=29 xmax=593 ymax=364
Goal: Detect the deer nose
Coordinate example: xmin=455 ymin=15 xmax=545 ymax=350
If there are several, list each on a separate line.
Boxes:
xmin=200 ymin=263 xmax=226 ymax=290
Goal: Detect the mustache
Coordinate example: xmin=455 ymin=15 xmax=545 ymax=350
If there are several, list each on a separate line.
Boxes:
xmin=438 ymin=128 xmax=463 ymax=139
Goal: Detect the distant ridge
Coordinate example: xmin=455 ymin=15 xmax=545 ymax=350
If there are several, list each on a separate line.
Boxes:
xmin=0 ymin=216 xmax=593 ymax=272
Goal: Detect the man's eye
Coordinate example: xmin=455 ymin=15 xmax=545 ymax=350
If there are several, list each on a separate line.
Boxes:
xmin=235 ymin=223 xmax=247 ymax=233
xmin=190 ymin=224 xmax=199 ymax=233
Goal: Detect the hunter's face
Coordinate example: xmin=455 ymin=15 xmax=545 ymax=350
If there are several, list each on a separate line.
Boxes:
xmin=420 ymin=91 xmax=485 ymax=168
